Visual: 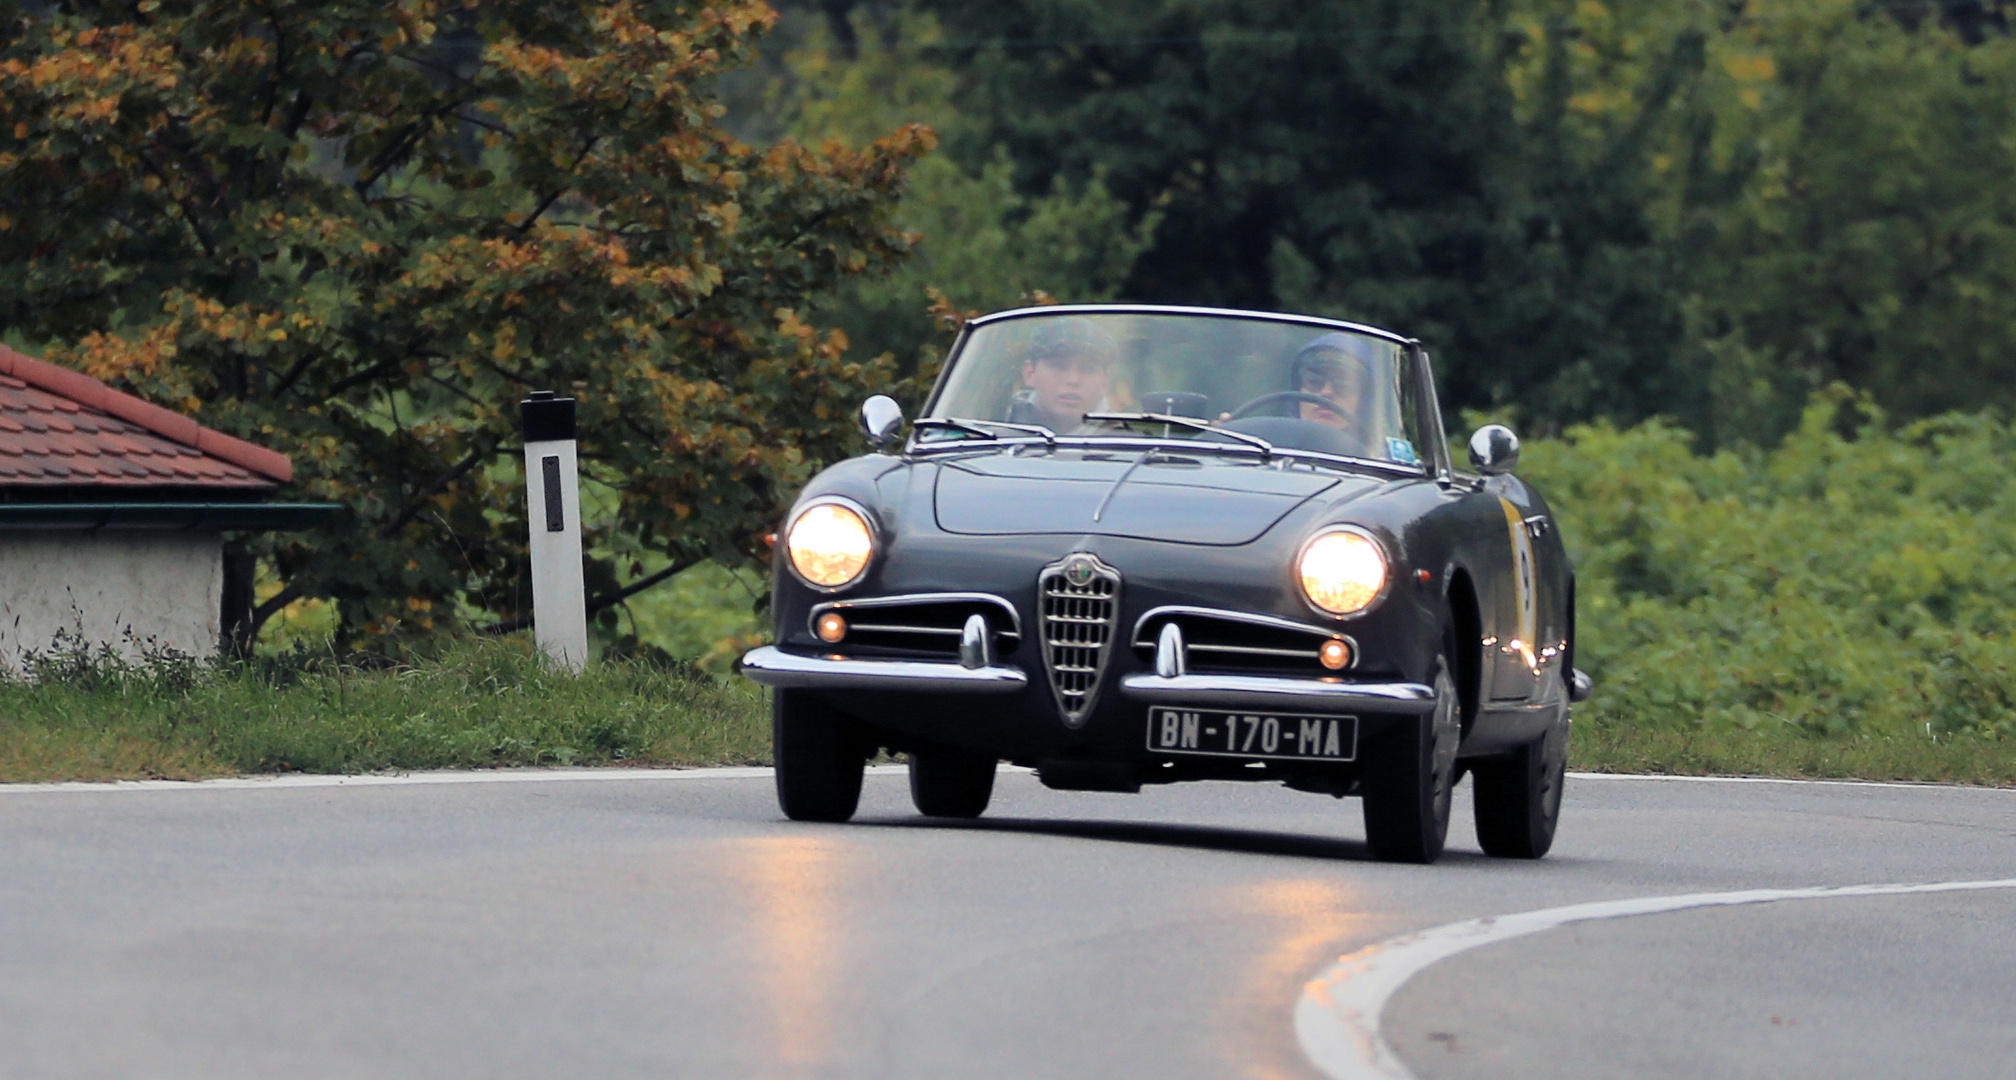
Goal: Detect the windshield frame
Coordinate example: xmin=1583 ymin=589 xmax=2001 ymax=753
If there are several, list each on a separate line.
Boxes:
xmin=913 ymin=304 xmax=1431 ymax=476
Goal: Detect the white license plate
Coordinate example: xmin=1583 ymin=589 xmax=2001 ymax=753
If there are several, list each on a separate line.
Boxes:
xmin=1146 ymin=707 xmax=1357 ymax=761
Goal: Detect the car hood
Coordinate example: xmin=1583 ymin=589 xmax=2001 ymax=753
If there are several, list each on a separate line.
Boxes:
xmin=931 ymin=450 xmax=1374 ymax=545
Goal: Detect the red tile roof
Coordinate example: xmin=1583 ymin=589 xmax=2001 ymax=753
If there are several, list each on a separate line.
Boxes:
xmin=0 ymin=345 xmax=292 ymax=489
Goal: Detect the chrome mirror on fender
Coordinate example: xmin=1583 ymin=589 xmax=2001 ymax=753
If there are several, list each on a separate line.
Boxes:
xmin=859 ymin=395 xmax=905 ymax=447
xmin=1467 ymin=424 xmax=1520 ymax=476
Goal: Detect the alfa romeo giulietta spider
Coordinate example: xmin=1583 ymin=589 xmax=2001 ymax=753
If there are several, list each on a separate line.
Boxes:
xmin=740 ymin=304 xmax=1589 ymax=863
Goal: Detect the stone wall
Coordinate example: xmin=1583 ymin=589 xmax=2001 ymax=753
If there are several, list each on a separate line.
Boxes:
xmin=0 ymin=531 xmax=222 ymax=670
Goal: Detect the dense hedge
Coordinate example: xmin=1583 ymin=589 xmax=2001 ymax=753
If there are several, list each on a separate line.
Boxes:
xmin=1523 ymin=392 xmax=2016 ymax=741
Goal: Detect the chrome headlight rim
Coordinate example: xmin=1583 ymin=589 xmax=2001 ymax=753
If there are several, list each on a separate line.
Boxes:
xmin=783 ymin=495 xmax=879 ymax=593
xmin=1295 ymin=525 xmax=1393 ymax=620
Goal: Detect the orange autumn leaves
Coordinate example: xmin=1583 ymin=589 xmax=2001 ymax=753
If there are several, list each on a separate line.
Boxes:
xmin=0 ymin=0 xmax=930 ymax=643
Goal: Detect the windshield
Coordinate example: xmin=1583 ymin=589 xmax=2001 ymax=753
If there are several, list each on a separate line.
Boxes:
xmin=923 ymin=309 xmax=1429 ymax=468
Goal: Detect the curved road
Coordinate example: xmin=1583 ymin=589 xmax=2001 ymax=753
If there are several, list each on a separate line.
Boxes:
xmin=2 ymin=766 xmax=2011 ymax=1079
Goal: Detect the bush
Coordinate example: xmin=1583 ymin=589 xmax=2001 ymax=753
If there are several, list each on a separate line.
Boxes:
xmin=1523 ymin=389 xmax=2016 ymax=744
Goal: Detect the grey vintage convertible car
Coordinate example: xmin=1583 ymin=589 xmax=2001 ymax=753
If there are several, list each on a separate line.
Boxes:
xmin=740 ymin=305 xmax=1588 ymax=862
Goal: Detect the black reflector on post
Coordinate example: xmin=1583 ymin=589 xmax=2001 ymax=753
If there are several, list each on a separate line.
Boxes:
xmin=542 ymin=455 xmax=564 ymax=531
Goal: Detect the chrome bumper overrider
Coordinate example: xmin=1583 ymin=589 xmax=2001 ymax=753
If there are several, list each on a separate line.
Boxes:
xmin=1118 ymin=672 xmax=1437 ymax=714
xmin=738 ymin=646 xmax=1028 ymax=694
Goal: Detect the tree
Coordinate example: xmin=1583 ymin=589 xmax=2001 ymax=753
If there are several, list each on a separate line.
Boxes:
xmin=749 ymin=3 xmax=1156 ymax=377
xmin=921 ymin=0 xmax=1701 ymax=430
xmin=1675 ymin=2 xmax=2016 ymax=440
xmin=0 ymin=0 xmax=930 ymax=646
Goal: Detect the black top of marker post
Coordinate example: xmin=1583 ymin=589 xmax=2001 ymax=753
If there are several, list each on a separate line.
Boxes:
xmin=520 ymin=390 xmax=577 ymax=442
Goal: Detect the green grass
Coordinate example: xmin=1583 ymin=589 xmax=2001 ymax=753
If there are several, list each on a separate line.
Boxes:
xmin=5 ymin=638 xmax=2010 ymax=787
xmin=0 ymin=638 xmax=769 ymax=783
xmin=1572 ymin=717 xmax=2014 ymax=787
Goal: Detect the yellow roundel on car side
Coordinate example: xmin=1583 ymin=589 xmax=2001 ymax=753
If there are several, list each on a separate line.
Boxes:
xmin=1500 ymin=496 xmax=1539 ymax=672
xmin=787 ymin=502 xmax=875 ymax=588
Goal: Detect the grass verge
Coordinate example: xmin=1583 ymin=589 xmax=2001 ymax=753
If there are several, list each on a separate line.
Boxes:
xmin=1573 ymin=718 xmax=2015 ymax=787
xmin=0 ymin=639 xmax=769 ymax=783
xmin=4 ymin=637 xmax=2011 ymax=787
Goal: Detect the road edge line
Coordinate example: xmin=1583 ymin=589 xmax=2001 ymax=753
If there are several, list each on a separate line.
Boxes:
xmin=0 ymin=762 xmax=1055 ymax=795
xmin=1294 ymin=877 xmax=2016 ymax=1080
xmin=1567 ymin=771 xmax=2015 ymax=792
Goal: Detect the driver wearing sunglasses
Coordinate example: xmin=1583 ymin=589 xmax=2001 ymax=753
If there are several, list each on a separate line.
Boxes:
xmin=1290 ymin=335 xmax=1372 ymax=431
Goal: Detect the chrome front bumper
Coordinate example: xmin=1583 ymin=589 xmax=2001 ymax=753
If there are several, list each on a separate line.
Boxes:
xmin=1118 ymin=672 xmax=1437 ymax=714
xmin=738 ymin=646 xmax=1027 ymax=694
xmin=740 ymin=645 xmax=1434 ymax=714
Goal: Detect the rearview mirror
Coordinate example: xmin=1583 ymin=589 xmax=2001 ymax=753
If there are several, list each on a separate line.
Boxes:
xmin=1468 ymin=424 xmax=1520 ymax=476
xmin=859 ymin=395 xmax=905 ymax=448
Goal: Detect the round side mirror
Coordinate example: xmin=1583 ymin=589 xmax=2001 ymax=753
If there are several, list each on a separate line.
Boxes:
xmin=859 ymin=395 xmax=906 ymax=448
xmin=1468 ymin=424 xmax=1521 ymax=476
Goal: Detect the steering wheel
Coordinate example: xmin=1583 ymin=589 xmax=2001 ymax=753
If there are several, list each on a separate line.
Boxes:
xmin=1227 ymin=391 xmax=1347 ymax=421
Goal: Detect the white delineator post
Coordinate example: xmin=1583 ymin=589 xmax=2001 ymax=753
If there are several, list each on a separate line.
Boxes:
xmin=521 ymin=391 xmax=588 ymax=672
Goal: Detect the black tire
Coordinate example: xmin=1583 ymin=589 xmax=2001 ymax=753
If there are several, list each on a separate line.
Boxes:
xmin=1361 ymin=648 xmax=1461 ymax=864
xmin=1472 ymin=714 xmax=1568 ymax=859
xmin=908 ymin=747 xmax=997 ymax=818
xmin=772 ymin=689 xmax=867 ymax=823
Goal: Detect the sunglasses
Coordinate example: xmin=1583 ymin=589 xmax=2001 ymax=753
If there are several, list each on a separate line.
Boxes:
xmin=1299 ymin=368 xmax=1366 ymax=395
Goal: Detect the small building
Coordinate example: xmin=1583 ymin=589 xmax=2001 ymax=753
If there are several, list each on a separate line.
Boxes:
xmin=0 ymin=345 xmax=333 ymax=669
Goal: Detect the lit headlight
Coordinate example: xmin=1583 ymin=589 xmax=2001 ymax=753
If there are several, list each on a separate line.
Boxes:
xmin=1298 ymin=529 xmax=1388 ymax=616
xmin=786 ymin=500 xmax=875 ymax=589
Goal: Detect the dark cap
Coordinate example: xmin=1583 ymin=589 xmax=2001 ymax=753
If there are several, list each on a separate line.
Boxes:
xmin=1025 ymin=316 xmax=1117 ymax=366
xmin=1291 ymin=333 xmax=1376 ymax=390
xmin=520 ymin=391 xmax=577 ymax=442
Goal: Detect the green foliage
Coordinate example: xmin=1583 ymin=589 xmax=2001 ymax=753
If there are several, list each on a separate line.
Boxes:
xmin=750 ymin=5 xmax=1156 ymax=375
xmin=769 ymin=0 xmax=2016 ymax=443
xmin=611 ymin=558 xmax=766 ymax=671
xmin=0 ymin=636 xmax=768 ymax=781
xmin=1523 ymin=389 xmax=2016 ymax=742
xmin=0 ymin=0 xmax=930 ymax=643
xmin=1678 ymin=4 xmax=2016 ymax=439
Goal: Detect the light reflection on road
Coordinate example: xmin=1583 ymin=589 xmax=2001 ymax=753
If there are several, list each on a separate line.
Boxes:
xmin=1221 ymin=877 xmax=1368 ymax=1080
xmin=734 ymin=835 xmax=849 ymax=1077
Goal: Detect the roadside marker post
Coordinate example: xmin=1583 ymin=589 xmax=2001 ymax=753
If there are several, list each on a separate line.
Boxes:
xmin=521 ymin=391 xmax=588 ymax=672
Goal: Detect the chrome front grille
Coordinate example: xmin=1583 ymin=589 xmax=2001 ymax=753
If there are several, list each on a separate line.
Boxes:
xmin=1038 ymin=554 xmax=1121 ymax=726
xmin=1131 ymin=607 xmax=1351 ymax=676
xmin=808 ymin=593 xmax=1020 ymax=658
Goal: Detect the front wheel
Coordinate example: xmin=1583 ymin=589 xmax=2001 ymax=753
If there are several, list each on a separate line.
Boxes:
xmin=1360 ymin=652 xmax=1461 ymax=864
xmin=908 ymin=747 xmax=997 ymax=818
xmin=1472 ymin=712 xmax=1568 ymax=859
xmin=773 ymin=689 xmax=868 ymax=823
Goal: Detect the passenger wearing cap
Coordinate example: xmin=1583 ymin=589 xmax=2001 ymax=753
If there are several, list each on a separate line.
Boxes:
xmin=1005 ymin=318 xmax=1116 ymax=433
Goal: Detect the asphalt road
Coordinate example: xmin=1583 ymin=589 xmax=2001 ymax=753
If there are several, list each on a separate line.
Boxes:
xmin=2 ymin=766 xmax=2011 ymax=1080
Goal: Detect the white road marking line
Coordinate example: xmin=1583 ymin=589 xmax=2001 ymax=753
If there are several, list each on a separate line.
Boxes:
xmin=0 ymin=765 xmax=785 ymax=794
xmin=1569 ymin=771 xmax=2014 ymax=792
xmin=0 ymin=762 xmax=1041 ymax=795
xmin=0 ymin=766 xmax=1996 ymax=796
xmin=1295 ymin=877 xmax=2016 ymax=1080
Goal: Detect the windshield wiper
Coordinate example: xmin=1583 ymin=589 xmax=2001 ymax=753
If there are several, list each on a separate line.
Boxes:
xmin=914 ymin=417 xmax=1057 ymax=445
xmin=1081 ymin=412 xmax=1275 ymax=457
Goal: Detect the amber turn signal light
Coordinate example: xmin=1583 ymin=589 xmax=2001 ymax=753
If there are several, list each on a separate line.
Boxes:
xmin=1319 ymin=637 xmax=1352 ymax=671
xmin=815 ymin=612 xmax=848 ymax=643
